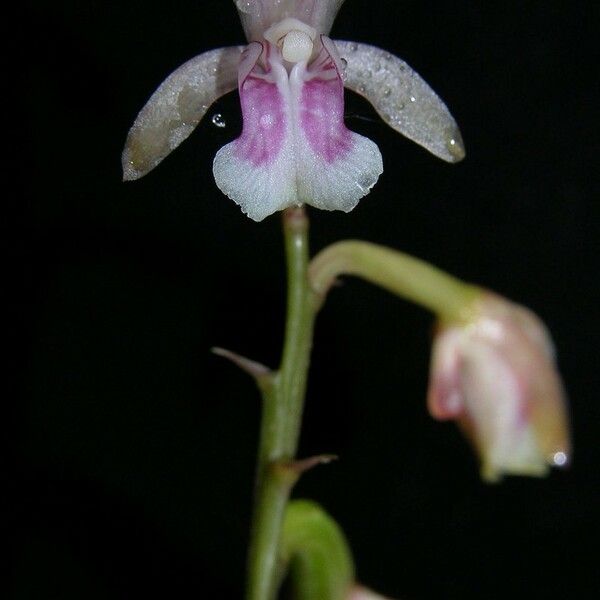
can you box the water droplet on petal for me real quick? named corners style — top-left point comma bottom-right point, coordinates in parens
top-left (445, 130), bottom-right (465, 161)
top-left (212, 113), bottom-right (227, 128)
top-left (383, 87), bottom-right (391, 97)
top-left (339, 57), bottom-right (348, 80)
top-left (552, 451), bottom-right (568, 467)
top-left (358, 84), bottom-right (366, 93)
top-left (235, 0), bottom-right (258, 15)
top-left (410, 95), bottom-right (416, 103)
top-left (349, 43), bottom-right (358, 52)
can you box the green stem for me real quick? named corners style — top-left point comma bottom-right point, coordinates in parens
top-left (245, 229), bottom-right (480, 600)
top-left (246, 206), bottom-right (316, 600)
top-left (309, 240), bottom-right (480, 322)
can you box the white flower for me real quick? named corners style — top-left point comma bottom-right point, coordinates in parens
top-left (122, 0), bottom-right (464, 221)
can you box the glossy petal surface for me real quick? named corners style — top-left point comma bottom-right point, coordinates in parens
top-left (122, 46), bottom-right (243, 180)
top-left (336, 40), bottom-right (465, 163)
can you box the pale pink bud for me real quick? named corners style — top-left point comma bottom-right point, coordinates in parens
top-left (427, 291), bottom-right (571, 482)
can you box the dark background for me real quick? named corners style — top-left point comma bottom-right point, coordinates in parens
top-left (14, 1), bottom-right (598, 598)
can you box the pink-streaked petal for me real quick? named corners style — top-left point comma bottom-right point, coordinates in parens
top-left (235, 44), bottom-right (287, 166)
top-left (293, 128), bottom-right (382, 213)
top-left (236, 0), bottom-right (345, 42)
top-left (213, 43), bottom-right (297, 221)
top-left (427, 328), bottom-right (465, 421)
top-left (300, 38), bottom-right (351, 163)
top-left (213, 141), bottom-right (297, 221)
top-left (335, 40), bottom-right (465, 163)
top-left (292, 37), bottom-right (382, 212)
top-left (122, 46), bottom-right (243, 181)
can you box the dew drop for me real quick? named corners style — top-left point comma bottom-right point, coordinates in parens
top-left (235, 0), bottom-right (258, 15)
top-left (349, 43), bottom-right (358, 52)
top-left (339, 58), bottom-right (348, 81)
top-left (552, 451), bottom-right (568, 467)
top-left (409, 95), bottom-right (416, 103)
top-left (211, 113), bottom-right (227, 128)
top-left (383, 87), bottom-right (391, 97)
top-left (358, 84), bottom-right (366, 93)
top-left (445, 132), bottom-right (465, 161)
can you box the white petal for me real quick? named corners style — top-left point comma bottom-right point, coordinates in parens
top-left (427, 327), bottom-right (465, 420)
top-left (212, 127), bottom-right (298, 222)
top-left (213, 43), bottom-right (297, 221)
top-left (335, 40), bottom-right (465, 163)
top-left (122, 46), bottom-right (243, 181)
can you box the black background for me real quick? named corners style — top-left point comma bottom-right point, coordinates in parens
top-left (14, 1), bottom-right (598, 598)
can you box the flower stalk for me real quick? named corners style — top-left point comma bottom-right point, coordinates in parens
top-left (309, 240), bottom-right (479, 321)
top-left (245, 224), bottom-right (570, 599)
top-left (247, 232), bottom-right (487, 600)
top-left (246, 206), bottom-right (317, 600)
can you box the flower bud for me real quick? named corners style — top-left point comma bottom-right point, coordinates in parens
top-left (427, 291), bottom-right (571, 482)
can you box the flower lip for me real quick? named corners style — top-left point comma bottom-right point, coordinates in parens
top-left (212, 32), bottom-right (383, 221)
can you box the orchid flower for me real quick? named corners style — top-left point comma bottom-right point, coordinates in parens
top-left (123, 0), bottom-right (464, 221)
top-left (427, 292), bottom-right (571, 482)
